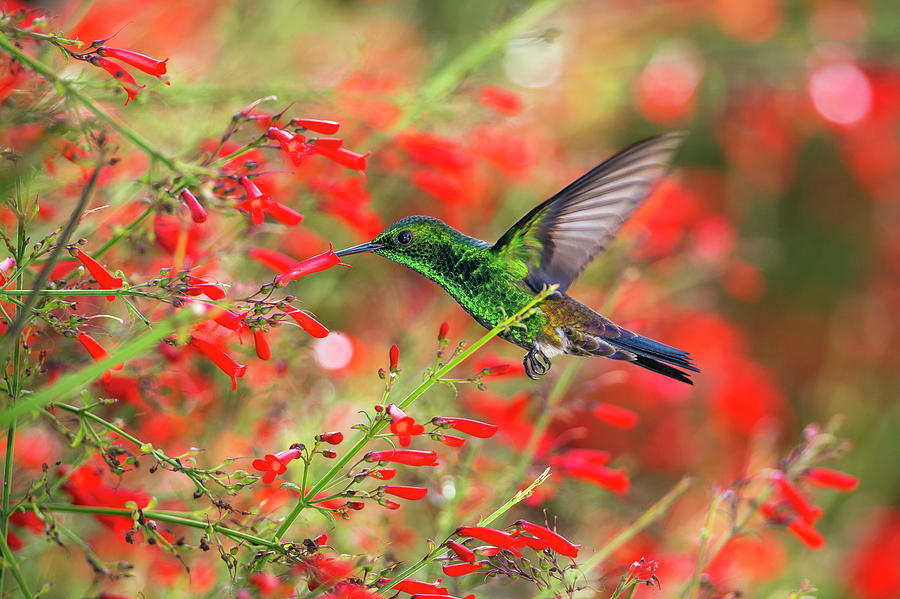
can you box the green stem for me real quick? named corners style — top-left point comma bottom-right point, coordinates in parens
top-left (52, 404), bottom-right (215, 498)
top-left (505, 360), bottom-right (580, 492)
top-left (531, 477), bottom-right (693, 599)
top-left (0, 528), bottom-right (32, 598)
top-left (378, 0), bottom-right (566, 140)
top-left (0, 212), bottom-right (27, 598)
top-left (378, 468), bottom-right (552, 595)
top-left (40, 504), bottom-right (280, 549)
top-left (685, 490), bottom-right (724, 599)
top-left (0, 31), bottom-right (196, 182)
top-left (273, 289), bottom-right (553, 542)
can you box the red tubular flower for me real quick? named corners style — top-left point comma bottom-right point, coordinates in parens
top-left (275, 247), bottom-right (349, 286)
top-left (293, 119), bottom-right (340, 134)
top-left (804, 467), bottom-right (859, 491)
top-left (322, 449), bottom-right (337, 459)
top-left (267, 127), bottom-right (315, 166)
top-left (73, 248), bottom-right (123, 300)
top-left (516, 535), bottom-right (549, 551)
top-left (252, 447), bottom-right (301, 485)
top-left (434, 417), bottom-right (498, 439)
top-left (455, 526), bottom-right (525, 557)
top-left (180, 189), bottom-right (207, 223)
top-left (482, 364), bottom-right (512, 376)
top-left (773, 471), bottom-right (821, 523)
top-left (312, 138), bottom-right (343, 149)
top-left (347, 501), bottom-right (365, 511)
top-left (184, 276), bottom-right (226, 300)
top-left (436, 434), bottom-right (466, 448)
top-left (561, 460), bottom-right (629, 495)
top-left (91, 57), bottom-right (144, 104)
top-left (249, 248), bottom-right (296, 273)
top-left (411, 170), bottom-right (465, 204)
top-left (787, 518), bottom-right (825, 549)
top-left (383, 485), bottom-right (427, 500)
top-left (96, 46), bottom-right (168, 78)
top-left (237, 176), bottom-right (303, 226)
top-left (383, 499), bottom-right (401, 510)
top-left (438, 321), bottom-right (449, 342)
top-left (314, 145), bottom-right (369, 172)
top-left (188, 334), bottom-right (247, 390)
top-left (282, 306), bottom-right (330, 338)
top-left (365, 449), bottom-right (437, 467)
top-left (77, 333), bottom-right (109, 362)
top-left (389, 344), bottom-right (400, 371)
top-left (253, 329), bottom-right (271, 360)
top-left (478, 85), bottom-right (523, 115)
top-left (446, 540), bottom-right (477, 563)
top-left (77, 333), bottom-right (122, 380)
top-left (378, 578), bottom-right (447, 595)
top-left (317, 431), bottom-right (344, 445)
top-left (368, 468), bottom-right (396, 480)
top-left (516, 520), bottom-right (581, 559)
top-left (213, 309), bottom-right (246, 331)
top-left (441, 562), bottom-right (484, 577)
top-left (0, 257), bottom-right (16, 286)
top-left (593, 403), bottom-right (640, 429)
top-left (388, 404), bottom-right (425, 448)
top-left (249, 571), bottom-right (281, 594)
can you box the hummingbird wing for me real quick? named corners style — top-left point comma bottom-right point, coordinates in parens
top-left (491, 131), bottom-right (685, 293)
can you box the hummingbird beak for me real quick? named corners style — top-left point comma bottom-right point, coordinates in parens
top-left (334, 241), bottom-right (384, 257)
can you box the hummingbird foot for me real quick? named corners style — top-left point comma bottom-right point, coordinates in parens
top-left (523, 347), bottom-right (551, 380)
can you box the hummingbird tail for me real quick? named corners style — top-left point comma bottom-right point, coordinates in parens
top-left (606, 334), bottom-right (699, 385)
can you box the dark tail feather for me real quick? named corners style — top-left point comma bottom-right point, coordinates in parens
top-left (631, 355), bottom-right (694, 384)
top-left (608, 334), bottom-right (699, 385)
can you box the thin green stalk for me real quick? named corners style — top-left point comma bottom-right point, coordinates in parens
top-left (0, 527), bottom-right (31, 598)
top-left (0, 31), bottom-right (196, 182)
top-left (685, 491), bottom-right (724, 599)
top-left (379, 0), bottom-right (566, 140)
top-left (0, 308), bottom-right (197, 430)
top-left (40, 504), bottom-right (279, 549)
top-left (51, 404), bottom-right (215, 498)
top-left (0, 211), bottom-right (27, 598)
top-left (273, 288), bottom-right (553, 542)
top-left (504, 360), bottom-right (580, 493)
top-left (378, 468), bottom-right (552, 595)
top-left (531, 476), bottom-right (694, 599)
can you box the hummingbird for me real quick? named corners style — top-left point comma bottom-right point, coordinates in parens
top-left (335, 132), bottom-right (698, 383)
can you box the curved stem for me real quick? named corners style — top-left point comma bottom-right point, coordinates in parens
top-left (39, 504), bottom-right (279, 549)
top-left (272, 289), bottom-right (553, 542)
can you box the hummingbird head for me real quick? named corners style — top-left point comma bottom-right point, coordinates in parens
top-left (335, 215), bottom-right (483, 274)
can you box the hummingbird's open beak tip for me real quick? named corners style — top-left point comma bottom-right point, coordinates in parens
top-left (334, 242), bottom-right (383, 257)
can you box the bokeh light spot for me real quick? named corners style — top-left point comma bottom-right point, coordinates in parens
top-left (809, 62), bottom-right (873, 126)
top-left (313, 332), bottom-right (353, 370)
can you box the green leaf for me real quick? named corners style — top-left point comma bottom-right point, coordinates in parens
top-left (0, 309), bottom-right (196, 430)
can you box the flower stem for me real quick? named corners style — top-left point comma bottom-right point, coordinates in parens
top-left (531, 476), bottom-right (694, 599)
top-left (378, 467), bottom-right (552, 595)
top-left (0, 527), bottom-right (32, 598)
top-left (39, 504), bottom-right (280, 549)
top-left (272, 288), bottom-right (554, 542)
top-left (0, 31), bottom-right (197, 182)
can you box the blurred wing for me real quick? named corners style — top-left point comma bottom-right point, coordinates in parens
top-left (492, 131), bottom-right (686, 292)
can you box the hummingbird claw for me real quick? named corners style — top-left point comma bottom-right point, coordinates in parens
top-left (523, 348), bottom-right (551, 380)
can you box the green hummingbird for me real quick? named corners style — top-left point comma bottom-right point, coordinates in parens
top-left (335, 132), bottom-right (698, 383)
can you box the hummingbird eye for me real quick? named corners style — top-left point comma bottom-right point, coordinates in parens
top-left (396, 230), bottom-right (413, 245)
